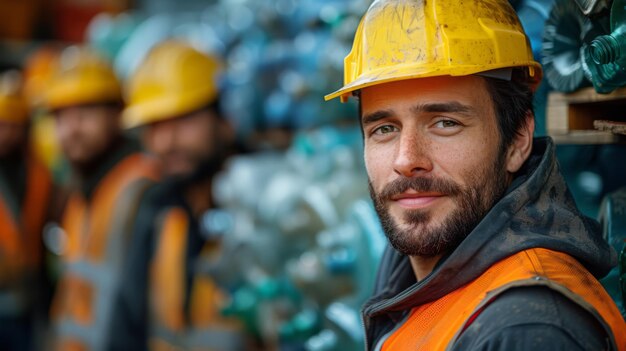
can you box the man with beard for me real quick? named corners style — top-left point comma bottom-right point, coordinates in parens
top-left (0, 71), bottom-right (52, 351)
top-left (45, 47), bottom-right (160, 350)
top-left (109, 40), bottom-right (246, 351)
top-left (324, 0), bottom-right (626, 350)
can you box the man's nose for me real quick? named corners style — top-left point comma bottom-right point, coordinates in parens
top-left (393, 130), bottom-right (433, 177)
top-left (149, 123), bottom-right (176, 154)
top-left (55, 112), bottom-right (81, 139)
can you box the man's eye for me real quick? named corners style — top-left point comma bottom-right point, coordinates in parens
top-left (373, 125), bottom-right (398, 135)
top-left (434, 119), bottom-right (459, 128)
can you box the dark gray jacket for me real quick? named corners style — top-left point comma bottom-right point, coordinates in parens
top-left (363, 138), bottom-right (621, 350)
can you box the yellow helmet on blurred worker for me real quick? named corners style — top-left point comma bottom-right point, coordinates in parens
top-left (45, 46), bottom-right (122, 111)
top-left (0, 71), bottom-right (29, 124)
top-left (23, 46), bottom-right (62, 108)
top-left (325, 0), bottom-right (542, 102)
top-left (122, 40), bottom-right (222, 129)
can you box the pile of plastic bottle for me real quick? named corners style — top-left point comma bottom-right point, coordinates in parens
top-left (206, 126), bottom-right (385, 350)
top-left (86, 1), bottom-right (389, 349)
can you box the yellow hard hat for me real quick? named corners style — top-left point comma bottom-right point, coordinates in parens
top-left (23, 46), bottom-right (62, 108)
top-left (122, 40), bottom-right (222, 129)
top-left (45, 46), bottom-right (122, 111)
top-left (325, 0), bottom-right (542, 102)
top-left (0, 71), bottom-right (29, 124)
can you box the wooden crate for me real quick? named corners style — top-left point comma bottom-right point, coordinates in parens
top-left (546, 87), bottom-right (626, 144)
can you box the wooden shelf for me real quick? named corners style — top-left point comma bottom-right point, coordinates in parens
top-left (594, 120), bottom-right (626, 136)
top-left (549, 131), bottom-right (623, 144)
top-left (546, 87), bottom-right (626, 144)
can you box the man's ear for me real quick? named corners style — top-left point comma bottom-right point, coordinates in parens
top-left (506, 111), bottom-right (534, 173)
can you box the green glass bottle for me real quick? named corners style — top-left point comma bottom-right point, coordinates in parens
top-left (582, 0), bottom-right (626, 93)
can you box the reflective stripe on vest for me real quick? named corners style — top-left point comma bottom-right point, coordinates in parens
top-left (52, 153), bottom-right (159, 351)
top-left (381, 248), bottom-right (626, 351)
top-left (149, 208), bottom-right (246, 351)
top-left (0, 155), bottom-right (51, 316)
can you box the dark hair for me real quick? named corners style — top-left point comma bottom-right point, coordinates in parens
top-left (482, 70), bottom-right (535, 149)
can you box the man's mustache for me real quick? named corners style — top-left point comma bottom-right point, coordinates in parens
top-left (160, 150), bottom-right (194, 161)
top-left (376, 176), bottom-right (463, 201)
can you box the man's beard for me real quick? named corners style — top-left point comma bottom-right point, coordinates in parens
top-left (369, 149), bottom-right (509, 258)
top-left (164, 151), bottom-right (225, 188)
top-left (0, 144), bottom-right (24, 163)
top-left (68, 136), bottom-right (120, 178)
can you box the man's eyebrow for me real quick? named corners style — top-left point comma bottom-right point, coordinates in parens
top-left (411, 102), bottom-right (474, 115)
top-left (360, 101), bottom-right (474, 126)
top-left (361, 110), bottom-right (393, 126)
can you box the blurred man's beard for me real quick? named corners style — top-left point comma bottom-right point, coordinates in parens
top-left (0, 143), bottom-right (24, 161)
top-left (66, 137), bottom-right (118, 177)
top-left (369, 150), bottom-right (509, 258)
top-left (164, 151), bottom-right (225, 188)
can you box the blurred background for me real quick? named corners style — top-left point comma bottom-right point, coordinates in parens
top-left (0, 0), bottom-right (625, 350)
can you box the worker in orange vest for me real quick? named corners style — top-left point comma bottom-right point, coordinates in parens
top-left (324, 0), bottom-right (626, 350)
top-left (109, 40), bottom-right (247, 351)
top-left (45, 46), bottom-right (160, 351)
top-left (0, 70), bottom-right (53, 351)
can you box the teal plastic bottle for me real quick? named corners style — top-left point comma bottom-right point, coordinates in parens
top-left (583, 0), bottom-right (626, 93)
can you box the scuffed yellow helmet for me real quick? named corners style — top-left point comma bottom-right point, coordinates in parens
top-left (325, 0), bottom-right (542, 102)
top-left (122, 40), bottom-right (222, 129)
top-left (0, 71), bottom-right (28, 124)
top-left (45, 46), bottom-right (122, 110)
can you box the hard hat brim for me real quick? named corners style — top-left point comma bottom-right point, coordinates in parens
top-left (45, 80), bottom-right (122, 111)
top-left (324, 61), bottom-right (543, 103)
top-left (122, 86), bottom-right (218, 129)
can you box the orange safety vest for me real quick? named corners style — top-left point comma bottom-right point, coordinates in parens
top-left (148, 208), bottom-right (246, 351)
top-left (381, 248), bottom-right (626, 351)
top-left (51, 153), bottom-right (160, 351)
top-left (0, 155), bottom-right (51, 315)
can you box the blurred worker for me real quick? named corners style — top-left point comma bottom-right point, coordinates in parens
top-left (110, 40), bottom-right (246, 351)
top-left (23, 45), bottom-right (66, 184)
top-left (0, 70), bottom-right (52, 351)
top-left (45, 46), bottom-right (160, 351)
top-left (325, 0), bottom-right (626, 350)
